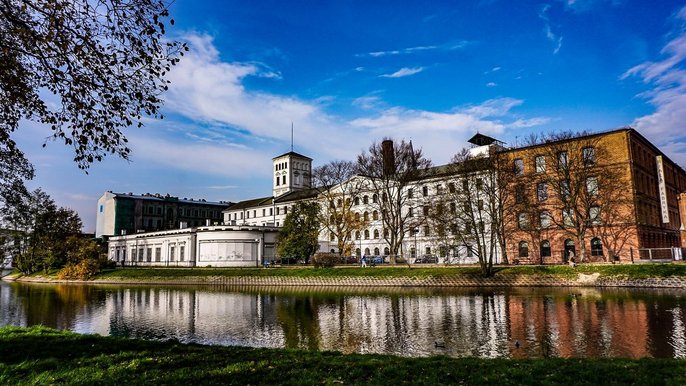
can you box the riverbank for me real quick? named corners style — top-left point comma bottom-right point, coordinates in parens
top-left (0, 326), bottom-right (683, 385)
top-left (4, 264), bottom-right (686, 288)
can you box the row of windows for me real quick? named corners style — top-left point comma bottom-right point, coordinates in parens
top-left (516, 207), bottom-right (600, 230)
top-left (229, 206), bottom-right (290, 220)
top-left (275, 161), bottom-right (309, 172)
top-left (144, 206), bottom-right (220, 218)
top-left (517, 238), bottom-right (603, 258)
top-left (514, 147), bottom-right (596, 176)
top-left (514, 176), bottom-right (598, 204)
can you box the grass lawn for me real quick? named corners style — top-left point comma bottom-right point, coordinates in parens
top-left (0, 326), bottom-right (683, 385)
top-left (89, 263), bottom-right (686, 281)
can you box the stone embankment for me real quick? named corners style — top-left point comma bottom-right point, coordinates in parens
top-left (6, 273), bottom-right (686, 288)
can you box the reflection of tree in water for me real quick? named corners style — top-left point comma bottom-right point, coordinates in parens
top-left (15, 283), bottom-right (106, 330)
top-left (276, 296), bottom-right (323, 350)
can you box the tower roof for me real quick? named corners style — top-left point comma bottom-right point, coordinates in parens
top-left (272, 151), bottom-right (312, 160)
top-left (467, 133), bottom-right (499, 146)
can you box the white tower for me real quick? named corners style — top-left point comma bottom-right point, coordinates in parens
top-left (272, 151), bottom-right (312, 197)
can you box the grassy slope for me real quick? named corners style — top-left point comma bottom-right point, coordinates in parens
top-left (90, 264), bottom-right (686, 281)
top-left (0, 326), bottom-right (683, 385)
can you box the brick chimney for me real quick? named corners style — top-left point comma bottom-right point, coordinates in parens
top-left (382, 139), bottom-right (394, 176)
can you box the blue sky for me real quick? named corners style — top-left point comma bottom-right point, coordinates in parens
top-left (13, 0), bottom-right (686, 232)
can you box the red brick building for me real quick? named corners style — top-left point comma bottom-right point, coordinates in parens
top-left (501, 128), bottom-right (686, 263)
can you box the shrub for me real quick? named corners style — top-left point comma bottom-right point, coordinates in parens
top-left (57, 259), bottom-right (100, 280)
top-left (311, 253), bottom-right (338, 268)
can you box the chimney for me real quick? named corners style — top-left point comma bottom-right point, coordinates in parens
top-left (382, 139), bottom-right (395, 176)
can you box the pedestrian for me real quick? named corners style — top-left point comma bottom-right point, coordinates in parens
top-left (568, 250), bottom-right (576, 267)
top-left (361, 255), bottom-right (367, 268)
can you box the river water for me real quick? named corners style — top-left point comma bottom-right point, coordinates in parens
top-left (1, 281), bottom-right (685, 358)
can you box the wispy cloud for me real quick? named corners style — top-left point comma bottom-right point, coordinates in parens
top-left (486, 82), bottom-right (498, 87)
top-left (621, 5), bottom-right (686, 147)
top-left (539, 4), bottom-right (563, 54)
top-left (559, 0), bottom-right (623, 13)
top-left (358, 41), bottom-right (470, 58)
top-left (380, 67), bottom-right (425, 78)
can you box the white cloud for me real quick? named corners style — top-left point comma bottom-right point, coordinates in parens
top-left (352, 96), bottom-right (383, 110)
top-left (358, 41), bottom-right (470, 57)
top-left (380, 67), bottom-right (425, 78)
top-left (622, 5), bottom-right (686, 144)
top-left (539, 4), bottom-right (563, 54)
top-left (486, 82), bottom-right (497, 87)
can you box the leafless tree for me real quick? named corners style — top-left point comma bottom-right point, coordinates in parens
top-left (312, 160), bottom-right (368, 256)
top-left (356, 139), bottom-right (431, 263)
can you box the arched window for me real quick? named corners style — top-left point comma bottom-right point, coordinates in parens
top-left (354, 197), bottom-right (360, 205)
top-left (363, 211), bottom-right (369, 221)
top-left (355, 212), bottom-right (361, 221)
top-left (355, 231), bottom-right (361, 240)
top-left (518, 241), bottom-right (529, 258)
top-left (518, 213), bottom-right (529, 230)
top-left (330, 248), bottom-right (335, 253)
top-left (384, 247), bottom-right (390, 256)
top-left (383, 228), bottom-right (389, 238)
top-left (355, 248), bottom-right (361, 257)
top-left (364, 230), bottom-right (370, 239)
top-left (540, 240), bottom-right (551, 257)
top-left (363, 195), bottom-right (369, 204)
top-left (422, 186), bottom-right (429, 196)
top-left (374, 247), bottom-right (380, 256)
top-left (373, 229), bottom-right (379, 239)
top-left (330, 232), bottom-right (335, 241)
top-left (373, 211), bottom-right (379, 221)
top-left (364, 248), bottom-right (370, 256)
top-left (372, 194), bottom-right (378, 203)
top-left (591, 237), bottom-right (603, 256)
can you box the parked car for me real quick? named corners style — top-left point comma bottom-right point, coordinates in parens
top-left (370, 255), bottom-right (386, 265)
top-left (339, 256), bottom-right (359, 264)
top-left (414, 255), bottom-right (438, 264)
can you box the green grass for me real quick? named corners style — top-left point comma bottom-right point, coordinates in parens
top-left (90, 264), bottom-right (686, 281)
top-left (0, 326), bottom-right (684, 385)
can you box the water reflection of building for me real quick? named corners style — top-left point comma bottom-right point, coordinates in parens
top-left (3, 283), bottom-right (686, 359)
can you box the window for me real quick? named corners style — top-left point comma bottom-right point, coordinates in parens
top-left (99, 205), bottom-right (103, 213)
top-left (364, 248), bottom-right (370, 256)
top-left (363, 211), bottom-right (369, 221)
top-left (586, 176), bottom-right (598, 196)
top-left (518, 213), bottom-right (529, 229)
top-left (282, 175), bottom-right (286, 185)
top-left (591, 237), bottom-right (603, 256)
top-left (373, 229), bottom-right (379, 239)
top-left (589, 206), bottom-right (601, 225)
top-left (408, 207), bottom-right (414, 217)
top-left (537, 182), bottom-right (548, 202)
top-left (423, 206), bottom-right (429, 216)
top-left (330, 232), bottom-right (335, 241)
top-left (155, 247), bottom-right (161, 262)
top-left (422, 186), bottom-right (428, 197)
top-left (270, 208), bottom-right (273, 216)
top-left (448, 182), bottom-right (456, 193)
top-left (535, 155), bottom-right (546, 173)
top-left (450, 202), bottom-right (456, 214)
top-left (476, 179), bottom-right (483, 190)
top-left (355, 231), bottom-right (361, 240)
top-left (583, 147), bottom-right (596, 165)
top-left (146, 247), bottom-right (152, 262)
top-left (516, 184), bottom-right (525, 204)
top-left (374, 247), bottom-right (380, 256)
top-left (518, 241), bottom-right (529, 258)
top-left (466, 244), bottom-right (473, 258)
top-left (138, 248), bottom-right (144, 261)
top-left (540, 211), bottom-right (551, 228)
top-left (540, 240), bottom-right (551, 257)
top-left (450, 223), bottom-right (458, 235)
top-left (372, 194), bottom-right (378, 203)
top-left (425, 247), bottom-right (431, 255)
top-left (424, 225), bottom-right (430, 236)
top-left (364, 230), bottom-right (370, 239)
top-left (180, 246), bottom-right (185, 261)
top-left (355, 212), bottom-right (361, 221)
top-left (276, 176), bottom-right (280, 186)
top-left (283, 206), bottom-right (288, 214)
top-left (514, 158), bottom-right (524, 176)
top-left (363, 195), bottom-right (369, 204)
top-left (557, 151), bottom-right (568, 169)
top-left (436, 185), bottom-right (443, 195)
top-left (563, 208), bottom-right (574, 227)
top-left (262, 209), bottom-right (266, 217)
top-left (373, 210), bottom-right (379, 220)
top-left (560, 180), bottom-right (570, 201)
top-left (384, 247), bottom-right (390, 256)
top-left (354, 197), bottom-right (360, 205)
top-left (246, 211), bottom-right (250, 219)
top-left (337, 199), bottom-right (343, 208)
top-left (384, 228), bottom-right (389, 238)
top-left (462, 180), bottom-right (469, 191)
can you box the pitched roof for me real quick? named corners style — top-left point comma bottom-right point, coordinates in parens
top-left (110, 192), bottom-right (231, 206)
top-left (224, 196), bottom-right (273, 211)
top-left (274, 188), bottom-right (319, 203)
top-left (272, 151), bottom-right (312, 160)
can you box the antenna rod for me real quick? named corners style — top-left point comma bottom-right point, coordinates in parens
top-left (291, 122), bottom-right (294, 152)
